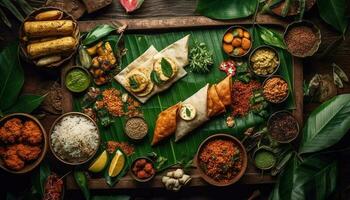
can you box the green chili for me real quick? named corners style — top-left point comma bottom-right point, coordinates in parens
top-left (74, 169), bottom-right (90, 200)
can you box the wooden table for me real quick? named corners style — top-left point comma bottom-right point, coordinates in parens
top-left (0, 0), bottom-right (350, 199)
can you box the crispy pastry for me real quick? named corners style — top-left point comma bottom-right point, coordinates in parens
top-left (215, 75), bottom-right (232, 107)
top-left (152, 104), bottom-right (181, 146)
top-left (24, 20), bottom-right (75, 38)
top-left (27, 36), bottom-right (77, 58)
top-left (207, 85), bottom-right (226, 118)
top-left (34, 10), bottom-right (63, 21)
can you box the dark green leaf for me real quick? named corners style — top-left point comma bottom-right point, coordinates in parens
top-left (74, 169), bottom-right (90, 200)
top-left (83, 24), bottom-right (116, 46)
top-left (32, 161), bottom-right (51, 198)
top-left (0, 0), bottom-right (24, 21)
top-left (104, 150), bottom-right (129, 187)
top-left (257, 26), bottom-right (286, 49)
top-left (196, 0), bottom-right (258, 20)
top-left (0, 7), bottom-right (11, 28)
top-left (17, 0), bottom-right (33, 15)
top-left (298, 0), bottom-right (306, 20)
top-left (281, 0), bottom-right (292, 17)
top-left (185, 107), bottom-right (191, 117)
top-left (0, 43), bottom-right (24, 111)
top-left (160, 58), bottom-right (173, 78)
top-left (4, 94), bottom-right (46, 114)
top-left (128, 76), bottom-right (139, 90)
top-left (317, 0), bottom-right (349, 35)
top-left (150, 70), bottom-right (163, 85)
top-left (299, 94), bottom-right (350, 154)
top-left (270, 154), bottom-right (337, 200)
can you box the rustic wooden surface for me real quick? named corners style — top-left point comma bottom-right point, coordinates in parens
top-left (0, 0), bottom-right (349, 199)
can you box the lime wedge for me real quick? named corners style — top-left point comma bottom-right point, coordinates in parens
top-left (108, 150), bottom-right (125, 177)
top-left (88, 150), bottom-right (108, 173)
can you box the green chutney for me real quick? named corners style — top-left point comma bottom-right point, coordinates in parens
top-left (65, 68), bottom-right (90, 92)
top-left (254, 149), bottom-right (276, 170)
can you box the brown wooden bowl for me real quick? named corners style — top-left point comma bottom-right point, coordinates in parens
top-left (262, 75), bottom-right (290, 104)
top-left (249, 45), bottom-right (280, 78)
top-left (269, 0), bottom-right (316, 17)
top-left (267, 110), bottom-right (300, 143)
top-left (195, 134), bottom-right (247, 187)
top-left (222, 25), bottom-right (252, 58)
top-left (19, 6), bottom-right (80, 68)
top-left (0, 113), bottom-right (48, 174)
top-left (130, 157), bottom-right (156, 182)
top-left (49, 112), bottom-right (100, 165)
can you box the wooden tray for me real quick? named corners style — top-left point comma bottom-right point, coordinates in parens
top-left (63, 14), bottom-right (303, 190)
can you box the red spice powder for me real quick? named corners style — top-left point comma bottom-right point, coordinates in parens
top-left (231, 80), bottom-right (261, 117)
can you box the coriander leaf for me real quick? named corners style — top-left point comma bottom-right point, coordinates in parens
top-left (128, 76), bottom-right (139, 90)
top-left (160, 58), bottom-right (173, 78)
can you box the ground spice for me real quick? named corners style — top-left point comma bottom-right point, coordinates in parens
top-left (285, 26), bottom-right (317, 56)
top-left (125, 117), bottom-right (148, 140)
top-left (231, 80), bottom-right (261, 117)
top-left (268, 112), bottom-right (299, 142)
top-left (263, 77), bottom-right (288, 103)
top-left (107, 141), bottom-right (135, 156)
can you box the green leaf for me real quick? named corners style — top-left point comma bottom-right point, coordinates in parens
top-left (160, 58), bottom-right (173, 78)
top-left (32, 161), bottom-right (51, 198)
top-left (4, 94), bottom-right (46, 114)
top-left (74, 169), bottom-right (90, 200)
top-left (0, 7), bottom-right (12, 28)
top-left (128, 76), bottom-right (139, 90)
top-left (299, 94), bottom-right (350, 154)
top-left (196, 0), bottom-right (258, 20)
top-left (0, 43), bottom-right (24, 111)
top-left (0, 0), bottom-right (24, 22)
top-left (185, 107), bottom-right (191, 117)
top-left (270, 154), bottom-right (337, 200)
top-left (317, 0), bottom-right (349, 35)
top-left (150, 70), bottom-right (163, 85)
top-left (104, 149), bottom-right (129, 187)
top-left (17, 0), bottom-right (33, 15)
top-left (257, 25), bottom-right (286, 49)
top-left (83, 24), bottom-right (116, 46)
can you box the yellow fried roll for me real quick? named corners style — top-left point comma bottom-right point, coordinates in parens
top-left (24, 20), bottom-right (75, 37)
top-left (34, 10), bottom-right (63, 21)
top-left (27, 36), bottom-right (76, 58)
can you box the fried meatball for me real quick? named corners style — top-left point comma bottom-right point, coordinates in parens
top-left (16, 144), bottom-right (41, 161)
top-left (3, 145), bottom-right (25, 171)
top-left (0, 118), bottom-right (23, 143)
top-left (21, 121), bottom-right (42, 145)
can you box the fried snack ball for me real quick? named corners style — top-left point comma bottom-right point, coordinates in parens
top-left (20, 121), bottom-right (42, 145)
top-left (17, 144), bottom-right (41, 161)
top-left (3, 145), bottom-right (25, 171)
top-left (0, 118), bottom-right (23, 143)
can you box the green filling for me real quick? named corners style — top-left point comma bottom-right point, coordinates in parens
top-left (254, 150), bottom-right (276, 169)
top-left (65, 69), bottom-right (90, 92)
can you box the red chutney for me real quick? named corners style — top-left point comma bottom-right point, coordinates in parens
top-left (199, 139), bottom-right (242, 183)
top-left (231, 80), bottom-right (261, 117)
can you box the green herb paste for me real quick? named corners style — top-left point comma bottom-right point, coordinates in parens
top-left (254, 150), bottom-right (276, 169)
top-left (65, 68), bottom-right (90, 92)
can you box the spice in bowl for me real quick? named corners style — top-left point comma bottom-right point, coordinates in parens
top-left (124, 117), bottom-right (148, 140)
top-left (284, 21), bottom-right (320, 57)
top-left (263, 76), bottom-right (289, 103)
top-left (65, 67), bottom-right (91, 93)
top-left (268, 111), bottom-right (299, 143)
top-left (222, 27), bottom-right (252, 57)
top-left (250, 47), bottom-right (279, 76)
top-left (131, 157), bottom-right (155, 182)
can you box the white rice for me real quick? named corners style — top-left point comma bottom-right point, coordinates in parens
top-left (51, 115), bottom-right (99, 162)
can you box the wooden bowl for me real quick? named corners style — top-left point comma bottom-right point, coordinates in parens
top-left (19, 6), bottom-right (80, 68)
top-left (49, 112), bottom-right (100, 165)
top-left (64, 66), bottom-right (92, 93)
top-left (269, 0), bottom-right (316, 17)
top-left (195, 134), bottom-right (247, 187)
top-left (249, 45), bottom-right (280, 78)
top-left (130, 157), bottom-right (156, 182)
top-left (262, 75), bottom-right (290, 104)
top-left (267, 110), bottom-right (300, 143)
top-left (0, 113), bottom-right (48, 174)
top-left (222, 25), bottom-right (252, 57)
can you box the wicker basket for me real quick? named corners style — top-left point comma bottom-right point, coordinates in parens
top-left (19, 7), bottom-right (80, 68)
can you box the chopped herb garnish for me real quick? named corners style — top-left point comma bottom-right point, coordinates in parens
top-left (185, 107), bottom-right (191, 117)
top-left (189, 40), bottom-right (213, 73)
top-left (150, 70), bottom-right (163, 85)
top-left (160, 58), bottom-right (173, 78)
top-left (129, 76), bottom-right (139, 90)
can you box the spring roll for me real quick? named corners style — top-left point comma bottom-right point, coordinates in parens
top-left (24, 20), bottom-right (75, 37)
top-left (175, 84), bottom-right (209, 142)
top-left (27, 36), bottom-right (76, 58)
top-left (34, 10), bottom-right (63, 21)
top-left (215, 76), bottom-right (232, 106)
top-left (207, 85), bottom-right (226, 118)
top-left (35, 55), bottom-right (62, 66)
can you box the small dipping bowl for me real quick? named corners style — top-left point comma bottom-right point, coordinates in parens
top-left (267, 110), bottom-right (299, 143)
top-left (124, 117), bottom-right (148, 141)
top-left (130, 157), bottom-right (156, 182)
top-left (262, 75), bottom-right (290, 104)
top-left (222, 25), bottom-right (253, 57)
top-left (253, 146), bottom-right (277, 170)
top-left (64, 66), bottom-right (91, 93)
top-left (249, 45), bottom-right (280, 78)
top-left (283, 20), bottom-right (321, 58)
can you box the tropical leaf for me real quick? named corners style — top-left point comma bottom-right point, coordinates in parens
top-left (0, 7), bottom-right (11, 28)
top-left (196, 0), bottom-right (258, 20)
top-left (17, 0), bottom-right (34, 15)
top-left (0, 43), bottom-right (24, 111)
top-left (3, 94), bottom-right (46, 114)
top-left (270, 154), bottom-right (337, 200)
top-left (0, 0), bottom-right (24, 22)
top-left (32, 161), bottom-right (51, 198)
top-left (83, 24), bottom-right (116, 46)
top-left (299, 94), bottom-right (350, 154)
top-left (317, 0), bottom-right (349, 35)
top-left (257, 25), bottom-right (286, 49)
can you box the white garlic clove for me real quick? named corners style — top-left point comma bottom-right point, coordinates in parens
top-left (174, 179), bottom-right (180, 187)
top-left (179, 174), bottom-right (191, 185)
top-left (165, 178), bottom-right (177, 189)
top-left (166, 171), bottom-right (174, 178)
top-left (173, 168), bottom-right (184, 178)
top-left (122, 93), bottom-right (128, 103)
top-left (162, 176), bottom-right (170, 184)
top-left (173, 185), bottom-right (182, 192)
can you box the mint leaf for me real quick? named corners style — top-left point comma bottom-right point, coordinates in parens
top-left (150, 70), bottom-right (163, 85)
top-left (185, 107), bottom-right (191, 117)
top-left (129, 76), bottom-right (139, 90)
top-left (160, 58), bottom-right (173, 78)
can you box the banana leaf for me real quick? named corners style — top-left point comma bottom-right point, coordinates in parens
top-left (0, 0), bottom-right (24, 22)
top-left (3, 94), bottom-right (46, 114)
top-left (317, 0), bottom-right (349, 35)
top-left (299, 94), bottom-right (350, 154)
top-left (73, 27), bottom-right (295, 168)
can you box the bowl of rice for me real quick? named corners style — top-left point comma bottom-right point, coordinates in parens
top-left (49, 112), bottom-right (100, 165)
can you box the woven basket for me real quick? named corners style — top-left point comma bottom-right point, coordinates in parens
top-left (19, 6), bottom-right (80, 68)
